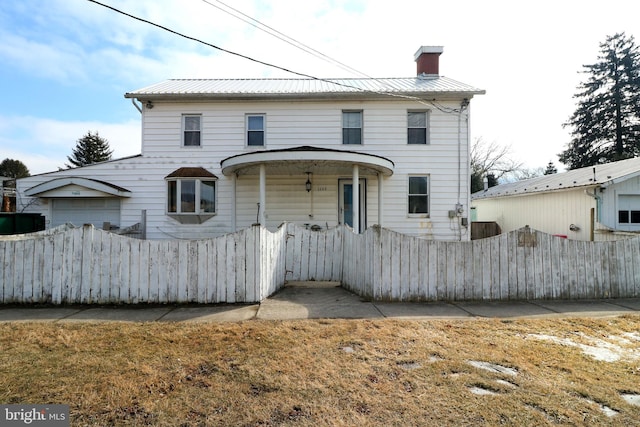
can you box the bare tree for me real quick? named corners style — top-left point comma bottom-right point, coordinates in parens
top-left (470, 138), bottom-right (523, 192)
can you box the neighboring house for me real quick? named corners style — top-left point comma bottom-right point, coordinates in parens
top-left (17, 46), bottom-right (484, 240)
top-left (1, 176), bottom-right (15, 212)
top-left (471, 157), bottom-right (640, 241)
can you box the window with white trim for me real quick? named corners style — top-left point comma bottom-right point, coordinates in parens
top-left (408, 111), bottom-right (428, 144)
top-left (617, 194), bottom-right (640, 227)
top-left (167, 179), bottom-right (215, 214)
top-left (342, 111), bottom-right (362, 144)
top-left (247, 114), bottom-right (265, 146)
top-left (183, 115), bottom-right (201, 147)
top-left (408, 175), bottom-right (429, 214)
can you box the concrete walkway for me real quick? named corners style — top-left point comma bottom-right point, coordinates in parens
top-left (1, 283), bottom-right (639, 323)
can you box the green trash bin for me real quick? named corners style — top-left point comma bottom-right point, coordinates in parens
top-left (0, 213), bottom-right (45, 234)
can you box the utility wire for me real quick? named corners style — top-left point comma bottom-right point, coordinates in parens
top-left (88, 0), bottom-right (320, 81)
top-left (87, 0), bottom-right (468, 113)
top-left (200, 0), bottom-right (376, 79)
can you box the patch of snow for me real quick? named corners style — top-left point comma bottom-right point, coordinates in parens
top-left (621, 393), bottom-right (640, 407)
top-left (467, 360), bottom-right (518, 376)
top-left (581, 397), bottom-right (618, 418)
top-left (600, 406), bottom-right (619, 417)
top-left (622, 332), bottom-right (640, 341)
top-left (469, 386), bottom-right (497, 396)
top-left (528, 334), bottom-right (640, 362)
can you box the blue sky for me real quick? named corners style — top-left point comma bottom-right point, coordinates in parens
top-left (1, 0), bottom-right (639, 175)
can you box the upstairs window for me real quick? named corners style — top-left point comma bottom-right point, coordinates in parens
top-left (247, 114), bottom-right (265, 146)
top-left (408, 111), bottom-right (428, 144)
top-left (408, 176), bottom-right (429, 215)
top-left (183, 115), bottom-right (201, 147)
top-left (342, 111), bottom-right (362, 144)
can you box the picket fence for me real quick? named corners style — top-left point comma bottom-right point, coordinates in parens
top-left (1, 223), bottom-right (639, 304)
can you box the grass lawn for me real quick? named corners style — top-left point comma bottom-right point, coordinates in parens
top-left (1, 316), bottom-right (639, 426)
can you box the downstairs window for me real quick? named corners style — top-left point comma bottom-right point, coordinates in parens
top-left (408, 175), bottom-right (429, 215)
top-left (165, 167), bottom-right (217, 224)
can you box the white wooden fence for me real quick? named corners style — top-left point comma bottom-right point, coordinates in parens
top-left (0, 225), bottom-right (286, 304)
top-left (1, 223), bottom-right (639, 304)
top-left (342, 225), bottom-right (640, 301)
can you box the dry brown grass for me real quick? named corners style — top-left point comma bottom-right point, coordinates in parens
top-left (1, 316), bottom-right (639, 426)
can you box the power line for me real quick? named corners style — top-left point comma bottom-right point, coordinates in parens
top-left (87, 0), bottom-right (319, 81)
top-left (199, 0), bottom-right (376, 79)
top-left (87, 0), bottom-right (467, 113)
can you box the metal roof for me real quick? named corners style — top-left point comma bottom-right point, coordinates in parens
top-left (125, 76), bottom-right (485, 99)
top-left (472, 156), bottom-right (640, 200)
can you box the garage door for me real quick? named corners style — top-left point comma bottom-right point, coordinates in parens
top-left (51, 198), bottom-right (121, 228)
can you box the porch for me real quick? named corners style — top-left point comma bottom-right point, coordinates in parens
top-left (221, 146), bottom-right (394, 233)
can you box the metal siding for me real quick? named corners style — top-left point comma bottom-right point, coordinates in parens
top-left (473, 190), bottom-right (595, 240)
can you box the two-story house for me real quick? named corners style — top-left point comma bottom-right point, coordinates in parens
top-left (17, 46), bottom-right (484, 240)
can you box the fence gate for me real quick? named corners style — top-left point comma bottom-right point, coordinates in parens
top-left (283, 223), bottom-right (343, 283)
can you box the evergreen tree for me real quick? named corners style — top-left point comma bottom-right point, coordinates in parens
top-left (543, 161), bottom-right (558, 175)
top-left (66, 131), bottom-right (113, 168)
top-left (559, 33), bottom-right (640, 169)
top-left (0, 158), bottom-right (30, 180)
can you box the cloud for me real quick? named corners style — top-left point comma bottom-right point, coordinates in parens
top-left (0, 115), bottom-right (141, 175)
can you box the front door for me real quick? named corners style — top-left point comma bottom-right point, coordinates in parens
top-left (339, 179), bottom-right (366, 231)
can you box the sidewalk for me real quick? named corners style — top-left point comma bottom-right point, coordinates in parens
top-left (1, 284), bottom-right (639, 323)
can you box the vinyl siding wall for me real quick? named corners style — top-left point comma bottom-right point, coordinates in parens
top-left (472, 188), bottom-right (596, 240)
top-left (19, 98), bottom-right (471, 240)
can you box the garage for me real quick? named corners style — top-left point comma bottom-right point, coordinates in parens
top-left (23, 177), bottom-right (131, 230)
top-left (51, 198), bottom-right (121, 228)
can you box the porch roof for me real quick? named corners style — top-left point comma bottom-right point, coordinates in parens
top-left (220, 146), bottom-right (395, 177)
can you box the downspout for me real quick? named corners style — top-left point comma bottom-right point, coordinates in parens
top-left (457, 99), bottom-right (470, 241)
top-left (131, 98), bottom-right (142, 114)
top-left (585, 186), bottom-right (602, 241)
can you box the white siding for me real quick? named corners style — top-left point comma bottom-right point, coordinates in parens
top-left (472, 188), bottom-right (596, 240)
top-left (18, 98), bottom-right (472, 240)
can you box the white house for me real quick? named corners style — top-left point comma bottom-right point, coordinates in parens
top-left (471, 156), bottom-right (640, 241)
top-left (17, 46), bottom-right (484, 240)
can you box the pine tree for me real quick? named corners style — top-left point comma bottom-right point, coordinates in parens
top-left (0, 158), bottom-right (30, 179)
top-left (66, 131), bottom-right (113, 168)
top-left (543, 161), bottom-right (558, 175)
top-left (559, 33), bottom-right (640, 169)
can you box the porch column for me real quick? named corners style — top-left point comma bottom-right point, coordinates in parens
top-left (352, 164), bottom-right (359, 233)
top-left (259, 164), bottom-right (266, 225)
top-left (231, 173), bottom-right (237, 231)
top-left (378, 173), bottom-right (383, 227)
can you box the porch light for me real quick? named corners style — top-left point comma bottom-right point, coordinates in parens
top-left (305, 172), bottom-right (312, 192)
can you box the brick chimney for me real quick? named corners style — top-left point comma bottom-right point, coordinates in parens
top-left (414, 46), bottom-right (443, 76)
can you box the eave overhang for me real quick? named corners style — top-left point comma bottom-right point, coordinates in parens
top-left (220, 146), bottom-right (394, 177)
top-left (25, 177), bottom-right (132, 198)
